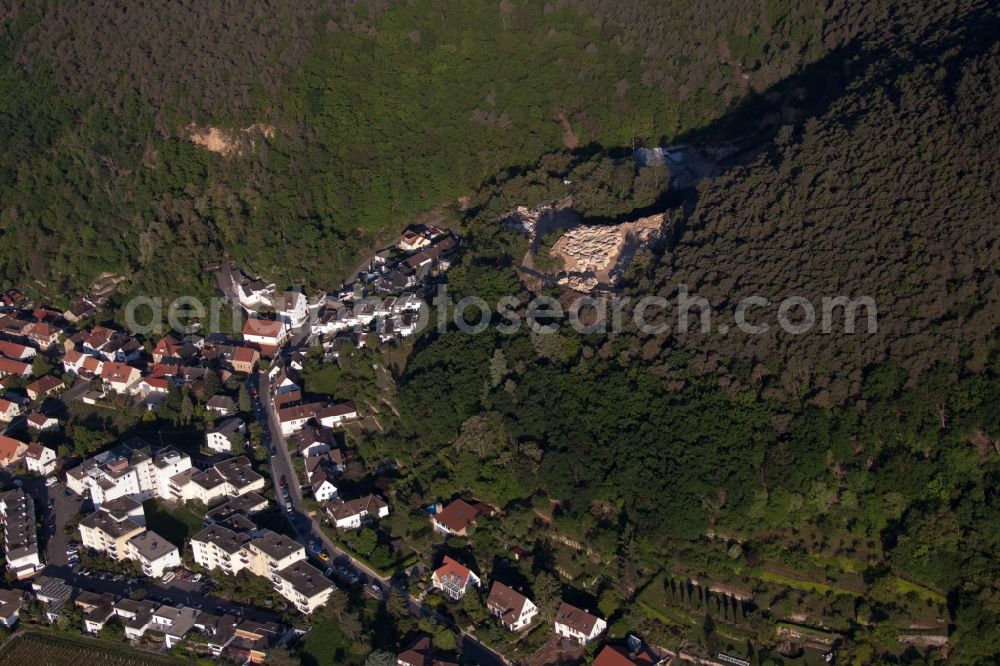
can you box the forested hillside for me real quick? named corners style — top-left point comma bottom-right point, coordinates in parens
top-left (0, 0), bottom-right (824, 305)
top-left (384, 0), bottom-right (1000, 662)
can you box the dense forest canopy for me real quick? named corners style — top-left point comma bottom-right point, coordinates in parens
top-left (381, 0), bottom-right (1000, 662)
top-left (0, 0), bottom-right (826, 304)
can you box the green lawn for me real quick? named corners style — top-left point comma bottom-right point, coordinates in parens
top-left (142, 500), bottom-right (205, 547)
top-left (758, 570), bottom-right (857, 597)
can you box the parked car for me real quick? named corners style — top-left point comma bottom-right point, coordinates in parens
top-left (162, 571), bottom-right (176, 583)
top-left (318, 550), bottom-right (331, 562)
top-left (44, 476), bottom-right (57, 487)
top-left (279, 475), bottom-right (287, 489)
top-left (364, 583), bottom-right (385, 600)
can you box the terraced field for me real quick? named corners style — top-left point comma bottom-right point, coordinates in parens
top-left (0, 632), bottom-right (178, 666)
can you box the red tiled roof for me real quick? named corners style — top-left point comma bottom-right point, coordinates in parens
top-left (0, 357), bottom-right (30, 377)
top-left (593, 645), bottom-right (656, 666)
top-left (28, 375), bottom-right (63, 394)
top-left (242, 318), bottom-right (285, 338)
top-left (432, 556), bottom-right (474, 586)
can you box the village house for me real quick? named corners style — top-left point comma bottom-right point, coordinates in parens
top-left (430, 556), bottom-right (481, 600)
top-left (76, 591), bottom-right (118, 634)
top-left (277, 401), bottom-right (326, 437)
top-left (62, 349), bottom-right (103, 377)
top-left (292, 425), bottom-right (337, 457)
top-left (24, 443), bottom-right (57, 476)
top-left (26, 375), bottom-right (64, 401)
top-left (0, 435), bottom-right (28, 467)
top-left (152, 335), bottom-right (182, 363)
top-left (63, 299), bottom-right (96, 323)
top-left (324, 494), bottom-right (389, 530)
top-left (593, 643), bottom-right (669, 666)
top-left (0, 398), bottom-right (21, 423)
top-left (277, 290), bottom-right (309, 328)
top-left (230, 267), bottom-right (276, 310)
top-left (398, 227), bottom-right (432, 252)
top-left (206, 394), bottom-right (238, 416)
top-left (242, 318), bottom-right (290, 353)
top-left (486, 582), bottom-right (538, 632)
top-left (25, 411), bottom-right (58, 431)
top-left (26, 322), bottom-right (60, 350)
top-left (206, 417), bottom-right (246, 453)
top-left (396, 636), bottom-right (458, 666)
top-left (304, 461), bottom-right (337, 502)
top-left (99, 362), bottom-right (141, 394)
top-left (0, 357), bottom-right (31, 379)
top-left (554, 602), bottom-right (607, 644)
top-left (316, 401), bottom-right (359, 428)
top-left (0, 340), bottom-right (35, 360)
top-left (431, 499), bottom-right (482, 536)
top-left (171, 456), bottom-right (265, 504)
top-left (231, 346), bottom-right (260, 374)
top-left (0, 588), bottom-right (23, 629)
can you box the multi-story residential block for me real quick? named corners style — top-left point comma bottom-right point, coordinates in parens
top-left (126, 530), bottom-right (182, 578)
top-left (0, 490), bottom-right (41, 579)
top-left (271, 560), bottom-right (333, 614)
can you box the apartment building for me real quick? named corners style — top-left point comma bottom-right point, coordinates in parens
top-left (0, 490), bottom-right (41, 579)
top-left (271, 560), bottom-right (334, 614)
top-left (66, 442), bottom-right (192, 507)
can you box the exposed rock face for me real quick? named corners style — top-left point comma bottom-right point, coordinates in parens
top-left (550, 213), bottom-right (668, 292)
top-left (187, 123), bottom-right (276, 157)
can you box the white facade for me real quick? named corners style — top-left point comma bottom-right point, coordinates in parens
top-left (25, 446), bottom-right (57, 475)
top-left (278, 291), bottom-right (309, 328)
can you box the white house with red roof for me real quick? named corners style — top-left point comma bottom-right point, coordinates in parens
top-left (242, 318), bottom-right (290, 352)
top-left (0, 399), bottom-right (22, 423)
top-left (430, 556), bottom-right (481, 600)
top-left (0, 340), bottom-right (35, 361)
top-left (100, 362), bottom-right (141, 394)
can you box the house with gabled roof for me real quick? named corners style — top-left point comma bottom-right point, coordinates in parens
top-left (431, 499), bottom-right (481, 536)
top-left (554, 602), bottom-right (607, 644)
top-left (324, 494), bottom-right (388, 530)
top-left (396, 636), bottom-right (458, 666)
top-left (99, 362), bottom-right (141, 394)
top-left (486, 581), bottom-right (537, 632)
top-left (315, 401), bottom-right (358, 428)
top-left (242, 318), bottom-right (289, 353)
top-left (0, 340), bottom-right (35, 361)
top-left (0, 436), bottom-right (27, 467)
top-left (26, 375), bottom-right (64, 401)
top-left (24, 443), bottom-right (57, 476)
top-left (25, 411), bottom-right (58, 432)
top-left (0, 357), bottom-right (31, 379)
top-left (430, 556), bottom-right (480, 600)
top-left (0, 399), bottom-right (22, 423)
